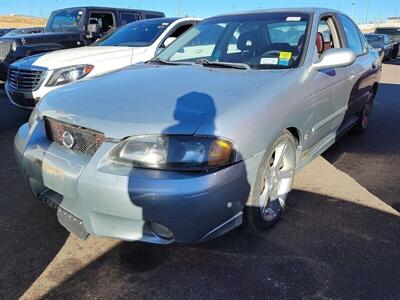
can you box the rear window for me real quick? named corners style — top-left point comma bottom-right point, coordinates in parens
top-left (95, 19), bottom-right (171, 47)
top-left (145, 13), bottom-right (164, 19)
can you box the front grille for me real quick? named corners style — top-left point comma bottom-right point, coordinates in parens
top-left (44, 118), bottom-right (106, 156)
top-left (8, 67), bottom-right (45, 91)
top-left (0, 40), bottom-right (12, 60)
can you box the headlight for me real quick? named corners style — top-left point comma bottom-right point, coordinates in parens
top-left (109, 135), bottom-right (236, 171)
top-left (46, 65), bottom-right (94, 86)
top-left (11, 41), bottom-right (17, 52)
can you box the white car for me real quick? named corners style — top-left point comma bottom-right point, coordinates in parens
top-left (6, 17), bottom-right (200, 109)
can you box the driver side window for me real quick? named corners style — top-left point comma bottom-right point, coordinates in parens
top-left (89, 11), bottom-right (116, 34)
top-left (317, 17), bottom-right (341, 54)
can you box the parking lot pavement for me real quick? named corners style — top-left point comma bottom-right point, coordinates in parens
top-left (0, 63), bottom-right (399, 299)
top-left (323, 60), bottom-right (400, 210)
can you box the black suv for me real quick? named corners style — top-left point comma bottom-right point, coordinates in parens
top-left (0, 6), bottom-right (164, 80)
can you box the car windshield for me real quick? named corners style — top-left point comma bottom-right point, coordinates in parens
top-left (366, 35), bottom-right (383, 43)
top-left (95, 19), bottom-right (172, 47)
top-left (375, 28), bottom-right (400, 41)
top-left (46, 8), bottom-right (84, 32)
top-left (156, 12), bottom-right (310, 69)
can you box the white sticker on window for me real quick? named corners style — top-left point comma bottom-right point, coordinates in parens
top-left (260, 57), bottom-right (278, 65)
top-left (286, 16), bottom-right (301, 21)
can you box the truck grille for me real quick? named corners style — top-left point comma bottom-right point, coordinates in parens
top-left (8, 67), bottom-right (45, 91)
top-left (44, 118), bottom-right (106, 156)
top-left (0, 40), bottom-right (12, 60)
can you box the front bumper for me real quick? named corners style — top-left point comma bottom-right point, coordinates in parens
top-left (0, 61), bottom-right (9, 81)
top-left (5, 82), bottom-right (37, 109)
top-left (5, 80), bottom-right (57, 110)
top-left (14, 120), bottom-right (251, 244)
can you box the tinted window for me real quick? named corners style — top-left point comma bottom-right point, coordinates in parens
top-left (145, 13), bottom-right (164, 19)
top-left (338, 14), bottom-right (363, 55)
top-left (95, 19), bottom-right (171, 47)
top-left (121, 13), bottom-right (141, 25)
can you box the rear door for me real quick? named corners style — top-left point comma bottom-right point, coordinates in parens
top-left (336, 14), bottom-right (375, 124)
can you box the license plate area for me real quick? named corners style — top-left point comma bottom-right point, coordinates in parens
top-left (40, 189), bottom-right (89, 240)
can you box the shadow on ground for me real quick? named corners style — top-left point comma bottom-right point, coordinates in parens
top-left (324, 82), bottom-right (400, 210)
top-left (0, 87), bottom-right (69, 299)
top-left (41, 190), bottom-right (400, 299)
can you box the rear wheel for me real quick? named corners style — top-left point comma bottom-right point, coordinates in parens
top-left (353, 90), bottom-right (375, 134)
top-left (244, 130), bottom-right (296, 232)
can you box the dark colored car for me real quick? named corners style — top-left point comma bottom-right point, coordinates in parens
top-left (0, 6), bottom-right (164, 80)
top-left (374, 27), bottom-right (400, 59)
top-left (0, 28), bottom-right (15, 37)
top-left (365, 33), bottom-right (393, 60)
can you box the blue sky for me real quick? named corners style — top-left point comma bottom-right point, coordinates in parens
top-left (0, 0), bottom-right (399, 24)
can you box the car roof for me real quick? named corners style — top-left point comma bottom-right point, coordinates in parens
top-left (130, 17), bottom-right (200, 24)
top-left (216, 7), bottom-right (343, 17)
top-left (51, 6), bottom-right (164, 14)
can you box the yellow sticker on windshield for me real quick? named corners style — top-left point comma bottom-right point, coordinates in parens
top-left (279, 51), bottom-right (292, 60)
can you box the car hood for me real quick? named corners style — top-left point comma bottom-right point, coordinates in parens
top-left (13, 46), bottom-right (145, 70)
top-left (0, 31), bottom-right (80, 44)
top-left (38, 64), bottom-right (289, 139)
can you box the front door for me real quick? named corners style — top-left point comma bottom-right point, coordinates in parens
top-left (309, 15), bottom-right (353, 147)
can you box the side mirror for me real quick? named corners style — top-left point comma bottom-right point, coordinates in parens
top-left (312, 48), bottom-right (356, 70)
top-left (87, 24), bottom-right (101, 35)
top-left (163, 37), bottom-right (176, 48)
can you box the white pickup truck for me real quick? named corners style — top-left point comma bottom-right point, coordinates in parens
top-left (6, 17), bottom-right (200, 109)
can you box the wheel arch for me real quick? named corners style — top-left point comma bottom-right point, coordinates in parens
top-left (286, 127), bottom-right (301, 146)
top-left (372, 82), bottom-right (379, 95)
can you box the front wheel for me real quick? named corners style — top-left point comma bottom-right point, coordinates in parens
top-left (244, 130), bottom-right (297, 232)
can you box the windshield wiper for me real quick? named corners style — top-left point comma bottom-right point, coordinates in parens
top-left (146, 57), bottom-right (194, 66)
top-left (195, 59), bottom-right (250, 70)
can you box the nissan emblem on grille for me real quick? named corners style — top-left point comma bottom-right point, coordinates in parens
top-left (62, 131), bottom-right (75, 149)
top-left (44, 117), bottom-right (106, 156)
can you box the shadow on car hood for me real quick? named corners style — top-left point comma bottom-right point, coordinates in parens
top-left (38, 64), bottom-right (289, 139)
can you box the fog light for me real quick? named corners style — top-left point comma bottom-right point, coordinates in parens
top-left (149, 222), bottom-right (174, 239)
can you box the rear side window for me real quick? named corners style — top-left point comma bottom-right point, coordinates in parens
top-left (338, 14), bottom-right (364, 56)
top-left (145, 13), bottom-right (164, 19)
top-left (120, 12), bottom-right (141, 25)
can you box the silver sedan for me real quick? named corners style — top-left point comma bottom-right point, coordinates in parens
top-left (15, 8), bottom-right (381, 243)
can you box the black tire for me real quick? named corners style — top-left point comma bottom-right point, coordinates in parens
top-left (244, 130), bottom-right (296, 233)
top-left (352, 89), bottom-right (376, 134)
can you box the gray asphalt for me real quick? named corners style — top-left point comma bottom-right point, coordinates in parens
top-left (0, 62), bottom-right (399, 299)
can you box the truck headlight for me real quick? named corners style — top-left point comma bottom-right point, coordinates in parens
top-left (46, 65), bottom-right (94, 86)
top-left (109, 135), bottom-right (236, 171)
top-left (11, 41), bottom-right (17, 52)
